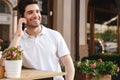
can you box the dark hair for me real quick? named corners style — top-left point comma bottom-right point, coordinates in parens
top-left (18, 0), bottom-right (38, 17)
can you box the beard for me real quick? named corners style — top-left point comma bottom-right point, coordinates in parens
top-left (27, 20), bottom-right (41, 28)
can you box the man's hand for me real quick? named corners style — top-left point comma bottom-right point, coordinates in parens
top-left (16, 18), bottom-right (27, 37)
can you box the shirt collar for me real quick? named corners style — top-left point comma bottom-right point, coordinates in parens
top-left (22, 25), bottom-right (47, 38)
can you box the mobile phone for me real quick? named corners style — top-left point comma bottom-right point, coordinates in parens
top-left (21, 15), bottom-right (25, 31)
top-left (22, 23), bottom-right (25, 31)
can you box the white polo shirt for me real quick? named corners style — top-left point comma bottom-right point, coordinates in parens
top-left (19, 25), bottom-right (70, 80)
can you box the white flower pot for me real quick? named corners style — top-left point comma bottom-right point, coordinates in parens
top-left (5, 60), bottom-right (22, 78)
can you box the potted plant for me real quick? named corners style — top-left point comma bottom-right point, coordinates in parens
top-left (2, 46), bottom-right (23, 78)
top-left (74, 58), bottom-right (120, 80)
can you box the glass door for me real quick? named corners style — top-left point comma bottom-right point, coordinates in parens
top-left (38, 0), bottom-right (53, 29)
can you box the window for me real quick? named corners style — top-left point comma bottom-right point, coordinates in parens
top-left (0, 1), bottom-right (10, 13)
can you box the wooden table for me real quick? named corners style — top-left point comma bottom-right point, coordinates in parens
top-left (1, 69), bottom-right (66, 80)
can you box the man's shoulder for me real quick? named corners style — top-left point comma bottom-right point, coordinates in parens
top-left (43, 25), bottom-right (60, 35)
top-left (42, 26), bottom-right (63, 40)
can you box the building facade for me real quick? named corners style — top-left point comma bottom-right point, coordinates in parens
top-left (0, 0), bottom-right (89, 60)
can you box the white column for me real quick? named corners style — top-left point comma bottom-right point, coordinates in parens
top-left (53, 0), bottom-right (72, 50)
top-left (13, 10), bottom-right (18, 34)
top-left (9, 10), bottom-right (18, 41)
top-left (79, 0), bottom-right (88, 45)
top-left (7, 0), bottom-right (18, 41)
top-left (53, 0), bottom-right (63, 32)
top-left (79, 0), bottom-right (89, 59)
top-left (62, 0), bottom-right (72, 50)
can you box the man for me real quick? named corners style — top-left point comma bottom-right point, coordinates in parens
top-left (9, 0), bottom-right (75, 80)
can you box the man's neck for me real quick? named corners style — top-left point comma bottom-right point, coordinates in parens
top-left (26, 25), bottom-right (42, 37)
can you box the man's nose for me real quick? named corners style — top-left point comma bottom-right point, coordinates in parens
top-left (33, 12), bottom-right (38, 18)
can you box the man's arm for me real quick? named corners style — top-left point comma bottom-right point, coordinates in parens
top-left (9, 18), bottom-right (26, 48)
top-left (60, 54), bottom-right (75, 80)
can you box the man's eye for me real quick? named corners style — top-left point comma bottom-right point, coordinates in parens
top-left (27, 11), bottom-right (33, 14)
top-left (36, 10), bottom-right (40, 13)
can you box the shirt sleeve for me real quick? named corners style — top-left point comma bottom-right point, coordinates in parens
top-left (56, 32), bottom-right (70, 57)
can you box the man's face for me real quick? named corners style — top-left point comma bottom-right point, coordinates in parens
top-left (24, 4), bottom-right (41, 28)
